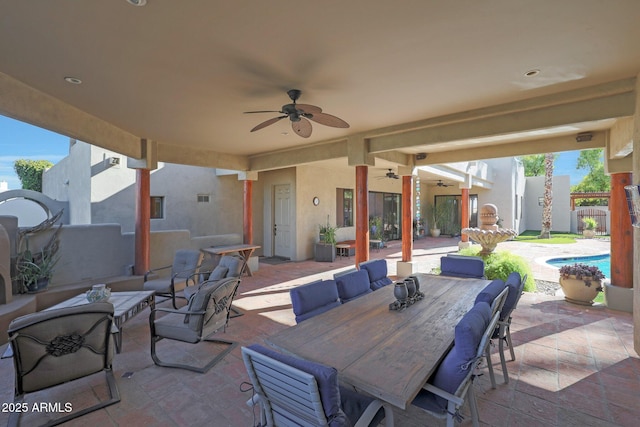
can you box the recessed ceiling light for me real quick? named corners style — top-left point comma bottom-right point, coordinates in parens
top-left (126, 0), bottom-right (147, 6)
top-left (64, 76), bottom-right (82, 85)
top-left (524, 69), bottom-right (540, 77)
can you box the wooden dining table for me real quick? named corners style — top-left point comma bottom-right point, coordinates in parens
top-left (266, 273), bottom-right (490, 410)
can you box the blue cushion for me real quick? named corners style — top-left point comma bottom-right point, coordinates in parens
top-left (360, 259), bottom-right (392, 290)
top-left (413, 301), bottom-right (492, 411)
top-left (334, 270), bottom-right (372, 302)
top-left (339, 385), bottom-right (385, 426)
top-left (440, 256), bottom-right (485, 279)
top-left (414, 345), bottom-right (470, 412)
top-left (290, 280), bottom-right (341, 323)
top-left (474, 279), bottom-right (506, 306)
top-left (247, 344), bottom-right (346, 424)
top-left (455, 301), bottom-right (491, 360)
top-left (501, 272), bottom-right (523, 321)
top-left (295, 301), bottom-right (342, 323)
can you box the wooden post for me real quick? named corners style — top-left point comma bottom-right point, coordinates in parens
top-left (134, 169), bottom-right (150, 275)
top-left (610, 173), bottom-right (633, 288)
top-left (355, 166), bottom-right (369, 266)
top-left (402, 175), bottom-right (413, 262)
top-left (461, 188), bottom-right (469, 242)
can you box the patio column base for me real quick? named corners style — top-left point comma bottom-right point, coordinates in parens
top-left (604, 282), bottom-right (633, 313)
top-left (397, 261), bottom-right (416, 277)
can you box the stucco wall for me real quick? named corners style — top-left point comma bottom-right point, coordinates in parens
top-left (43, 141), bottom-right (249, 241)
top-left (294, 164), bottom-right (404, 260)
top-left (523, 175), bottom-right (571, 232)
top-left (43, 140), bottom-right (92, 224)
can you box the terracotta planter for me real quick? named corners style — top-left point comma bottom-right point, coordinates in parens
top-left (582, 229), bottom-right (596, 239)
top-left (559, 275), bottom-right (601, 306)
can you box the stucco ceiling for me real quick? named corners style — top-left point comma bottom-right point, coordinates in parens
top-left (0, 1), bottom-right (639, 174)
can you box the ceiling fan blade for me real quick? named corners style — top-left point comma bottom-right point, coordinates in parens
top-left (292, 117), bottom-right (312, 138)
top-left (244, 110), bottom-right (283, 114)
top-left (250, 116), bottom-right (286, 132)
top-left (306, 112), bottom-right (350, 128)
top-left (295, 104), bottom-right (322, 114)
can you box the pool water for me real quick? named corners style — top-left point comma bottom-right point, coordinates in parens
top-left (546, 254), bottom-right (611, 278)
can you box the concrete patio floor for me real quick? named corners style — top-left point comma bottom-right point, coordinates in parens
top-left (1, 236), bottom-right (638, 426)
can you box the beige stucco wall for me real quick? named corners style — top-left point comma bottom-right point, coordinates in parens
top-left (294, 164), bottom-right (404, 261)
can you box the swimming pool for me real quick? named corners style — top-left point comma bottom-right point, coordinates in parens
top-left (546, 254), bottom-right (611, 278)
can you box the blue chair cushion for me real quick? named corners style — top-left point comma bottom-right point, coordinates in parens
top-left (290, 280), bottom-right (341, 323)
top-left (413, 344), bottom-right (469, 413)
top-left (247, 344), bottom-right (348, 425)
top-left (501, 272), bottom-right (523, 321)
top-left (440, 256), bottom-right (485, 279)
top-left (334, 270), bottom-right (372, 302)
top-left (339, 385), bottom-right (386, 426)
top-left (360, 259), bottom-right (393, 290)
top-left (455, 301), bottom-right (491, 360)
top-left (414, 301), bottom-right (492, 411)
top-left (474, 279), bottom-right (506, 306)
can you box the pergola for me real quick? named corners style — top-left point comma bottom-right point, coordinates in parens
top-left (1, 1), bottom-right (639, 353)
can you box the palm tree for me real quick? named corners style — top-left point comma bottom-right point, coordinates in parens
top-left (538, 152), bottom-right (554, 238)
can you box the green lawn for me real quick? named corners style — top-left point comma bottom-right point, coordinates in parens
top-left (514, 230), bottom-right (581, 244)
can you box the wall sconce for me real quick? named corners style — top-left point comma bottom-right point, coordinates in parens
top-left (624, 185), bottom-right (640, 227)
top-left (538, 197), bottom-right (544, 206)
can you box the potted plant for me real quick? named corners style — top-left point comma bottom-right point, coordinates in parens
top-left (316, 221), bottom-right (338, 262)
top-left (14, 247), bottom-right (59, 293)
top-left (582, 217), bottom-right (597, 239)
top-left (13, 213), bottom-right (62, 294)
top-left (558, 263), bottom-right (605, 306)
top-left (428, 203), bottom-right (449, 237)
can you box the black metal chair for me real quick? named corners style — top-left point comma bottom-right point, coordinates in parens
top-left (144, 249), bottom-right (203, 308)
top-left (6, 302), bottom-right (120, 427)
top-left (149, 276), bottom-right (240, 373)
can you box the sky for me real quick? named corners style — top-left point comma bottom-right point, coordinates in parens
top-left (0, 114), bottom-right (588, 190)
top-left (0, 115), bottom-right (70, 190)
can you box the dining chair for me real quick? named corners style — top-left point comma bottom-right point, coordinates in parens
top-left (144, 249), bottom-right (203, 308)
top-left (149, 276), bottom-right (239, 373)
top-left (412, 301), bottom-right (498, 427)
top-left (440, 255), bottom-right (486, 279)
top-left (474, 279), bottom-right (509, 388)
top-left (6, 302), bottom-right (120, 427)
top-left (333, 268), bottom-right (373, 302)
top-left (359, 259), bottom-right (392, 290)
top-left (494, 272), bottom-right (526, 383)
top-left (183, 254), bottom-right (244, 301)
top-left (242, 344), bottom-right (394, 427)
top-left (290, 279), bottom-right (342, 323)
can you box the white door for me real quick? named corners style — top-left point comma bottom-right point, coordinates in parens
top-left (274, 184), bottom-right (292, 259)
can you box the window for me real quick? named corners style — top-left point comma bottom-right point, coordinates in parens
top-left (336, 188), bottom-right (353, 227)
top-left (150, 196), bottom-right (164, 219)
top-left (197, 194), bottom-right (210, 203)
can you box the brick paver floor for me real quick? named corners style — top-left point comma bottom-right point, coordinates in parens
top-left (1, 236), bottom-right (637, 426)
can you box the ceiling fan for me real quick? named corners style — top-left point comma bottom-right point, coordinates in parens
top-left (435, 180), bottom-right (453, 187)
top-left (379, 169), bottom-right (399, 179)
top-left (244, 89), bottom-right (349, 138)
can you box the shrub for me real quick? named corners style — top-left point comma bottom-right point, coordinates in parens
top-left (458, 247), bottom-right (536, 292)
